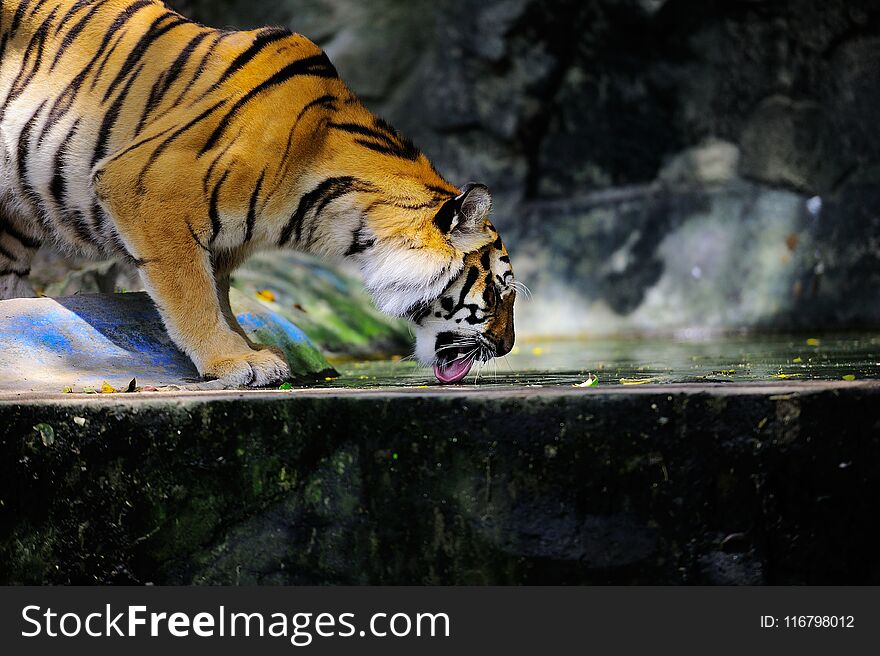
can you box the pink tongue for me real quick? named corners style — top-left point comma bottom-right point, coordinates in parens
top-left (434, 358), bottom-right (474, 384)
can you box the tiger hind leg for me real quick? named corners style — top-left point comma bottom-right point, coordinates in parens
top-left (0, 213), bottom-right (41, 300)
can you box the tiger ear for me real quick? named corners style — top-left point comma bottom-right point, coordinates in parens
top-left (434, 183), bottom-right (492, 235)
top-left (456, 183), bottom-right (492, 231)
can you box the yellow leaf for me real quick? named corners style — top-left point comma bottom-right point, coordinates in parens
top-left (842, 375), bottom-right (856, 381)
top-left (101, 381), bottom-right (117, 394)
top-left (531, 347), bottom-right (544, 356)
top-left (256, 289), bottom-right (276, 303)
top-left (792, 357), bottom-right (803, 364)
top-left (806, 338), bottom-right (820, 347)
top-left (61, 386), bottom-right (73, 394)
top-left (620, 378), bottom-right (655, 386)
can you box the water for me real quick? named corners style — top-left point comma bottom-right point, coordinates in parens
top-left (322, 333), bottom-right (880, 388)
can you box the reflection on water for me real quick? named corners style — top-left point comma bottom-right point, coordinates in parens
top-left (323, 333), bottom-right (880, 388)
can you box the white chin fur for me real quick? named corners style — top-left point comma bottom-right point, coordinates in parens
top-left (414, 325), bottom-right (438, 366)
top-left (358, 242), bottom-right (462, 317)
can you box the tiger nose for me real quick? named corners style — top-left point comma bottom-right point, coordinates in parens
top-left (493, 326), bottom-right (515, 357)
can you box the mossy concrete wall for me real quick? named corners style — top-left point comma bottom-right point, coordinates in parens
top-left (1, 382), bottom-right (878, 585)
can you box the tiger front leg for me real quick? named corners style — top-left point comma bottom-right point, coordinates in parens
top-left (95, 202), bottom-right (289, 387)
top-left (142, 251), bottom-right (290, 387)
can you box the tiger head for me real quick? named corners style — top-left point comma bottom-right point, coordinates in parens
top-left (352, 183), bottom-right (517, 384)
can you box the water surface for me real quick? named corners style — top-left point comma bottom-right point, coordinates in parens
top-left (323, 333), bottom-right (880, 388)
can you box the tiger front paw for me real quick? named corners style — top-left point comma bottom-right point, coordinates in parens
top-left (202, 349), bottom-right (291, 388)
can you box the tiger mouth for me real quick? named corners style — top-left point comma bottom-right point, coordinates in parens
top-left (433, 348), bottom-right (476, 384)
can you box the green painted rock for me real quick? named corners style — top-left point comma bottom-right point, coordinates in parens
top-left (233, 252), bottom-right (411, 358)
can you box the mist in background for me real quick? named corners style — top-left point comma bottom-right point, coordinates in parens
top-left (157, 1), bottom-right (880, 335)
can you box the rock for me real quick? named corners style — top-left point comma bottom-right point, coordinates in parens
top-left (233, 252), bottom-right (410, 358)
top-left (0, 291), bottom-right (334, 393)
top-left (155, 1), bottom-right (880, 335)
top-left (739, 95), bottom-right (841, 194)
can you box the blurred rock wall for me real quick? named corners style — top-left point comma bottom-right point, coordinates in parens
top-left (162, 1), bottom-right (880, 333)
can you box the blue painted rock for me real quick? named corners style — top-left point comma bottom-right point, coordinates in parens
top-left (0, 291), bottom-right (335, 393)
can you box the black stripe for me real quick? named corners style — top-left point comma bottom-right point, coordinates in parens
top-left (0, 6), bottom-right (57, 122)
top-left (90, 30), bottom-right (127, 90)
top-left (296, 94), bottom-right (338, 123)
top-left (262, 94), bottom-right (338, 209)
top-left (262, 94), bottom-right (338, 208)
top-left (0, 241), bottom-right (16, 262)
top-left (134, 30), bottom-right (210, 135)
top-left (37, 0), bottom-right (153, 145)
top-left (9, 0), bottom-right (35, 36)
top-left (210, 27), bottom-right (289, 92)
top-left (278, 176), bottom-right (373, 247)
top-left (138, 100), bottom-right (226, 184)
top-left (344, 222), bottom-right (375, 257)
top-left (327, 121), bottom-right (396, 145)
top-left (64, 209), bottom-right (95, 247)
top-left (209, 170), bottom-right (230, 244)
top-left (95, 124), bottom-right (173, 171)
top-left (16, 100), bottom-right (48, 212)
top-left (426, 184), bottom-right (456, 198)
top-left (26, 0), bottom-right (48, 19)
top-left (0, 218), bottom-right (41, 250)
top-left (49, 0), bottom-right (112, 72)
top-left (327, 121), bottom-right (420, 161)
top-left (167, 31), bottom-right (229, 110)
top-left (101, 13), bottom-right (188, 104)
top-left (198, 52), bottom-right (337, 157)
top-left (54, 0), bottom-right (94, 36)
top-left (244, 171), bottom-right (265, 243)
top-left (0, 268), bottom-right (31, 277)
top-left (458, 266), bottom-right (480, 307)
top-left (91, 62), bottom-right (144, 170)
top-left (201, 130), bottom-right (238, 195)
top-left (50, 119), bottom-right (79, 208)
top-left (186, 221), bottom-right (209, 252)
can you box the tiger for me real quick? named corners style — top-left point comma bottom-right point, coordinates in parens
top-left (0, 0), bottom-right (516, 386)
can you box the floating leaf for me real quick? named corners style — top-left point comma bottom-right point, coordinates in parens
top-left (61, 386), bottom-right (74, 394)
top-left (792, 357), bottom-right (803, 364)
top-left (806, 338), bottom-right (821, 347)
top-left (574, 376), bottom-right (599, 388)
top-left (256, 289), bottom-right (276, 303)
top-left (278, 382), bottom-right (293, 391)
top-left (531, 347), bottom-right (545, 356)
top-left (101, 381), bottom-right (117, 394)
top-left (34, 424), bottom-right (54, 447)
top-left (620, 378), bottom-right (656, 385)
top-left (73, 417), bottom-right (86, 427)
top-left (842, 374), bottom-right (856, 381)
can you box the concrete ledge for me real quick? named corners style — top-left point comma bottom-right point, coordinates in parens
top-left (1, 381), bottom-right (878, 584)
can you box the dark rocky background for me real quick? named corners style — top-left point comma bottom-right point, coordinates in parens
top-left (148, 1), bottom-right (880, 333)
